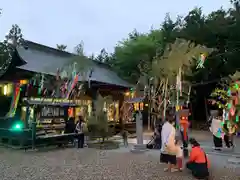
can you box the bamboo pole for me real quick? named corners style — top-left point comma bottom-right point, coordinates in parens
top-left (163, 78), bottom-right (168, 121)
top-left (176, 71), bottom-right (180, 130)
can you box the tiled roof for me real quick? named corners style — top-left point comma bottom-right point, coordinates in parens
top-left (16, 41), bottom-right (132, 88)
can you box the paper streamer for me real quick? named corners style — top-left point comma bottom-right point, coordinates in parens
top-left (8, 83), bottom-right (21, 117)
top-left (196, 54), bottom-right (206, 69)
top-left (56, 68), bottom-right (60, 81)
top-left (38, 74), bottom-right (44, 95)
top-left (66, 74), bottom-right (79, 99)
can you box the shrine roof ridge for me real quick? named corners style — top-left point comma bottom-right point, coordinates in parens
top-left (13, 40), bottom-right (132, 88)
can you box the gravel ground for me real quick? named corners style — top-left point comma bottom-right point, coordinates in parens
top-left (0, 147), bottom-right (239, 180)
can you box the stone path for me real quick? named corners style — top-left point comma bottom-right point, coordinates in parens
top-left (0, 146), bottom-right (239, 180)
top-left (122, 130), bottom-right (240, 156)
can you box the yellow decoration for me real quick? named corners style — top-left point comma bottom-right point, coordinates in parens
top-left (176, 105), bottom-right (180, 111)
top-left (20, 80), bottom-right (28, 85)
top-left (125, 92), bottom-right (130, 96)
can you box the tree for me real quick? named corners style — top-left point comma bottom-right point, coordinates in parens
top-left (87, 94), bottom-right (114, 143)
top-left (110, 30), bottom-right (161, 83)
top-left (0, 24), bottom-right (24, 77)
top-left (95, 48), bottom-right (109, 62)
top-left (56, 44), bottom-right (67, 51)
top-left (74, 40), bottom-right (84, 56)
top-left (107, 4), bottom-right (238, 121)
top-left (4, 24), bottom-right (24, 48)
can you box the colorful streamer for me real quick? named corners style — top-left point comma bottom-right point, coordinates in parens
top-left (38, 74), bottom-right (44, 95)
top-left (196, 54), bottom-right (206, 69)
top-left (8, 83), bottom-right (21, 117)
top-left (66, 74), bottom-right (79, 99)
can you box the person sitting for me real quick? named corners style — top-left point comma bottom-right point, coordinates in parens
top-left (186, 138), bottom-right (210, 179)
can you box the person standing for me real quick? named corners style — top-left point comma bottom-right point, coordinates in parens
top-left (175, 139), bottom-right (183, 171)
top-left (121, 128), bottom-right (128, 147)
top-left (160, 109), bottom-right (178, 172)
top-left (75, 116), bottom-right (85, 148)
top-left (179, 116), bottom-right (189, 157)
top-left (223, 122), bottom-right (235, 148)
top-left (210, 110), bottom-right (223, 151)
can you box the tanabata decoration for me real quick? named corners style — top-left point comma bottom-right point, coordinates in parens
top-left (38, 74), bottom-right (45, 95)
top-left (196, 53), bottom-right (206, 69)
top-left (66, 74), bottom-right (79, 99)
top-left (65, 62), bottom-right (79, 99)
top-left (8, 83), bottom-right (21, 117)
top-left (56, 68), bottom-right (60, 81)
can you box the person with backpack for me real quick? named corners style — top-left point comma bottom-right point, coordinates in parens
top-left (186, 138), bottom-right (210, 179)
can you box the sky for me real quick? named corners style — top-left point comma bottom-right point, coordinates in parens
top-left (0, 0), bottom-right (231, 55)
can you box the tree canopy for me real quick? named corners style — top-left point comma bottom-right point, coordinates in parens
top-left (56, 44), bottom-right (67, 51)
top-left (102, 1), bottom-right (240, 120)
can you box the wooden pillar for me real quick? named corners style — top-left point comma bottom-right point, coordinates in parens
top-left (25, 106), bottom-right (30, 128)
top-left (119, 92), bottom-right (124, 125)
top-left (91, 88), bottom-right (97, 116)
top-left (31, 107), bottom-right (36, 149)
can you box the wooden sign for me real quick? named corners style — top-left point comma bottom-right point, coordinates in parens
top-left (40, 106), bottom-right (65, 118)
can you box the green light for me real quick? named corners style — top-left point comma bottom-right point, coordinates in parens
top-left (11, 122), bottom-right (23, 132)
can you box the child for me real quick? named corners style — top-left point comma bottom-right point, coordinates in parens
top-left (175, 139), bottom-right (183, 171)
top-left (121, 129), bottom-right (128, 147)
top-left (224, 123), bottom-right (235, 148)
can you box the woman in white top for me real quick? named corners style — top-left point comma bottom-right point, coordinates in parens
top-left (210, 110), bottom-right (223, 150)
top-left (75, 116), bottom-right (85, 148)
top-left (160, 109), bottom-right (178, 172)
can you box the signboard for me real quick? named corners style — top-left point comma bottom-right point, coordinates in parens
top-left (23, 98), bottom-right (91, 106)
top-left (40, 106), bottom-right (65, 118)
top-left (23, 97), bottom-right (75, 104)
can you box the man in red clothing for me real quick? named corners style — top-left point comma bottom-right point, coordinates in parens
top-left (186, 138), bottom-right (210, 179)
